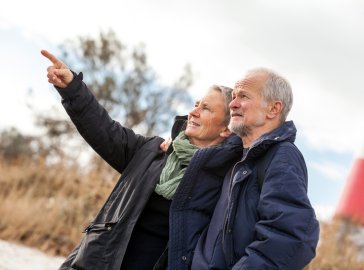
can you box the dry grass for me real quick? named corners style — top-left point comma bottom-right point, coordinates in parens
top-left (0, 156), bottom-right (117, 256)
top-left (1, 155), bottom-right (364, 269)
top-left (305, 220), bottom-right (364, 270)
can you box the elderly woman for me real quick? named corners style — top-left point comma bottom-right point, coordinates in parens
top-left (41, 50), bottom-right (243, 270)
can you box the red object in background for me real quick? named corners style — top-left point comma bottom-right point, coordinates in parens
top-left (335, 158), bottom-right (364, 225)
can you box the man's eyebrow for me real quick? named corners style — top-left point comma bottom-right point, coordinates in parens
top-left (233, 88), bottom-right (243, 95)
top-left (233, 89), bottom-right (246, 94)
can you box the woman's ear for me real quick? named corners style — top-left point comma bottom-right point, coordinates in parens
top-left (220, 128), bottom-right (232, 138)
top-left (267, 101), bottom-right (282, 119)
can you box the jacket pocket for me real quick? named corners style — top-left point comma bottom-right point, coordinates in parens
top-left (209, 230), bottom-right (228, 269)
top-left (70, 222), bottom-right (117, 270)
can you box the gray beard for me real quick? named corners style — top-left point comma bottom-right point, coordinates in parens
top-left (228, 122), bottom-right (248, 138)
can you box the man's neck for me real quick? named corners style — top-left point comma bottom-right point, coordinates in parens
top-left (241, 122), bottom-right (281, 148)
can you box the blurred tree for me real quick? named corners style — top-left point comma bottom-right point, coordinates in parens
top-left (37, 29), bottom-right (193, 141)
top-left (0, 127), bottom-right (42, 162)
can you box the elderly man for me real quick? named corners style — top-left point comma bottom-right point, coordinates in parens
top-left (191, 68), bottom-right (319, 270)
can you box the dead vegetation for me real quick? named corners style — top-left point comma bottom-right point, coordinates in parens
top-left (1, 155), bottom-right (364, 269)
top-left (0, 156), bottom-right (117, 256)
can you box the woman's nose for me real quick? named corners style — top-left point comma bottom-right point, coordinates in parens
top-left (189, 106), bottom-right (200, 117)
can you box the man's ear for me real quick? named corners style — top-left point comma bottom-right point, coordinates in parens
top-left (267, 101), bottom-right (282, 119)
top-left (220, 128), bottom-right (232, 138)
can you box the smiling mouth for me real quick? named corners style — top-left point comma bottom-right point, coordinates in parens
top-left (188, 121), bottom-right (200, 127)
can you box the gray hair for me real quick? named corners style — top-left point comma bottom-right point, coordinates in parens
top-left (246, 68), bottom-right (293, 123)
top-left (210, 85), bottom-right (233, 125)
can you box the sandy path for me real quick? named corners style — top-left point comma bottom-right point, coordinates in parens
top-left (0, 240), bottom-right (65, 270)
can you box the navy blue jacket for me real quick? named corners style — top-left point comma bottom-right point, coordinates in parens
top-left (56, 73), bottom-right (243, 270)
top-left (192, 121), bottom-right (320, 270)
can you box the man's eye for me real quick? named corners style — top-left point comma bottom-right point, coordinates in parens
top-left (238, 93), bottom-right (248, 99)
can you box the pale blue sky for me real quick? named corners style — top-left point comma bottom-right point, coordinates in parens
top-left (1, 0), bottom-right (364, 220)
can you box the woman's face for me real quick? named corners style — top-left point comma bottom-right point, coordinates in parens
top-left (185, 89), bottom-right (230, 147)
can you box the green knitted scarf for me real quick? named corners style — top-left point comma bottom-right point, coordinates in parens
top-left (155, 131), bottom-right (199, 200)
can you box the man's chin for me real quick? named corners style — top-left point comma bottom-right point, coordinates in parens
top-left (229, 124), bottom-right (245, 137)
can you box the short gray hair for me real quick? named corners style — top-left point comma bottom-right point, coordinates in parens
top-left (246, 68), bottom-right (293, 123)
top-left (210, 85), bottom-right (233, 125)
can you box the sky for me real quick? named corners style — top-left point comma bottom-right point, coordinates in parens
top-left (1, 0), bottom-right (364, 221)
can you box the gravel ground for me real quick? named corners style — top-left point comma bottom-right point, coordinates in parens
top-left (0, 240), bottom-right (65, 270)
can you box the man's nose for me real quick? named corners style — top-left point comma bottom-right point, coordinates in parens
top-left (229, 97), bottom-right (239, 109)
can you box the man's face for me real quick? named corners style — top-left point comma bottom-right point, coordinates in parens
top-left (228, 73), bottom-right (269, 138)
top-left (185, 89), bottom-right (228, 147)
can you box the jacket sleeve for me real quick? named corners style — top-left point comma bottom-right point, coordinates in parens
top-left (233, 144), bottom-right (320, 270)
top-left (55, 72), bottom-right (149, 174)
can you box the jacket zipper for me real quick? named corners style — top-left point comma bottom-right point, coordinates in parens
top-left (223, 159), bottom-right (244, 266)
top-left (83, 223), bottom-right (114, 233)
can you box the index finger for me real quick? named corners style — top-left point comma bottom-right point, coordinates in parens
top-left (41, 50), bottom-right (61, 65)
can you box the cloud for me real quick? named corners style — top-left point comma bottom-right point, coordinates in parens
top-left (313, 204), bottom-right (335, 222)
top-left (290, 77), bottom-right (364, 153)
top-left (220, 0), bottom-right (364, 154)
top-left (309, 160), bottom-right (349, 182)
top-left (2, 0), bottom-right (364, 155)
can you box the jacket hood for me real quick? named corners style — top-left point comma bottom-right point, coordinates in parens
top-left (171, 115), bottom-right (188, 140)
top-left (247, 120), bottom-right (297, 160)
